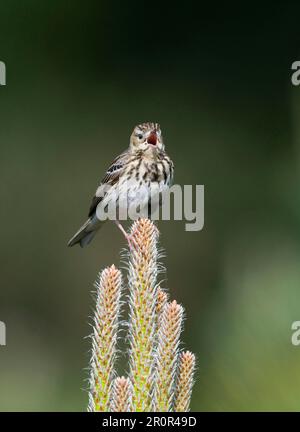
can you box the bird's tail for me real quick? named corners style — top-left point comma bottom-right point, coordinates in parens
top-left (68, 217), bottom-right (103, 248)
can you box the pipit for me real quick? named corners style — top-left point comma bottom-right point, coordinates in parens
top-left (68, 122), bottom-right (174, 248)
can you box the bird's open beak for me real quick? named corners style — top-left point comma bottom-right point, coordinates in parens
top-left (147, 131), bottom-right (157, 146)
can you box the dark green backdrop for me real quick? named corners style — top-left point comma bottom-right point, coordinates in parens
top-left (1, 1), bottom-right (300, 411)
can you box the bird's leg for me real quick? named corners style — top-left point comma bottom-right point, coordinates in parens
top-left (114, 220), bottom-right (138, 250)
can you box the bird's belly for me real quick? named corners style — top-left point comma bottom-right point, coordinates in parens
top-left (118, 179), bottom-right (167, 213)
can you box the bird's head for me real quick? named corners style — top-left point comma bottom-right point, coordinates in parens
top-left (130, 122), bottom-right (164, 153)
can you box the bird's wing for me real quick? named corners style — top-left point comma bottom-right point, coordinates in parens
top-left (88, 151), bottom-right (129, 217)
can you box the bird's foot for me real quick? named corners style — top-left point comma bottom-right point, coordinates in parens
top-left (125, 233), bottom-right (138, 251)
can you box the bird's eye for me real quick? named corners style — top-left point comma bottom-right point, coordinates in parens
top-left (137, 134), bottom-right (143, 140)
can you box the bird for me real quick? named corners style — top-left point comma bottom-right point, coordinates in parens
top-left (68, 122), bottom-right (174, 248)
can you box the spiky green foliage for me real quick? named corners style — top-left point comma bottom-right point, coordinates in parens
top-left (174, 351), bottom-right (196, 412)
top-left (110, 377), bottom-right (133, 412)
top-left (153, 300), bottom-right (183, 411)
top-left (87, 219), bottom-right (196, 412)
top-left (127, 219), bottom-right (159, 411)
top-left (88, 265), bottom-right (122, 411)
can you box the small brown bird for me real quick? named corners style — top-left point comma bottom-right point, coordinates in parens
top-left (68, 122), bottom-right (174, 248)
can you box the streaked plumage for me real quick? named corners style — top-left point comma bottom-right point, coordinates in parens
top-left (68, 122), bottom-right (174, 248)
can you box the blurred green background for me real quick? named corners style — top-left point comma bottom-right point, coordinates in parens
top-left (1, 1), bottom-right (300, 411)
